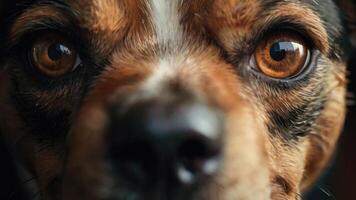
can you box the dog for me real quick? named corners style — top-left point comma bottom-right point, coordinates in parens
top-left (0, 0), bottom-right (355, 199)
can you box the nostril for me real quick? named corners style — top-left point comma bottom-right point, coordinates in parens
top-left (110, 140), bottom-right (157, 185)
top-left (176, 134), bottom-right (221, 185)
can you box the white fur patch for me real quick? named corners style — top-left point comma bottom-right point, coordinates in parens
top-left (143, 0), bottom-right (186, 96)
top-left (150, 0), bottom-right (182, 44)
top-left (141, 58), bottom-right (178, 97)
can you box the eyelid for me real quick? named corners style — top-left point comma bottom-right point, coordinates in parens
top-left (73, 55), bottom-right (82, 71)
top-left (9, 19), bottom-right (75, 46)
top-left (10, 2), bottom-right (73, 39)
top-left (251, 18), bottom-right (328, 55)
top-left (252, 23), bottom-right (314, 53)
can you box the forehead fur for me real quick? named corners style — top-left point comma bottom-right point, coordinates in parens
top-left (77, 0), bottom-right (124, 33)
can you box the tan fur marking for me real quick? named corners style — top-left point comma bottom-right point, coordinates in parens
top-left (210, 0), bottom-right (261, 27)
top-left (91, 0), bottom-right (124, 33)
top-left (206, 0), bottom-right (261, 51)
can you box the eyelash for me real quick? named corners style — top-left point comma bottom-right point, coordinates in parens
top-left (254, 25), bottom-right (314, 52)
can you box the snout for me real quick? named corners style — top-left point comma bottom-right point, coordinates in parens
top-left (108, 99), bottom-right (224, 196)
top-left (63, 60), bottom-right (270, 200)
top-left (63, 95), bottom-right (227, 200)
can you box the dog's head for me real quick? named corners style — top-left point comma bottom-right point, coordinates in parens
top-left (0, 0), bottom-right (353, 199)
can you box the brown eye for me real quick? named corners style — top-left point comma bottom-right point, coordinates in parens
top-left (31, 34), bottom-right (80, 77)
top-left (254, 33), bottom-right (309, 79)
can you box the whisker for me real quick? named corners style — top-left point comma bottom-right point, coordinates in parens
top-left (295, 192), bottom-right (303, 200)
top-left (347, 92), bottom-right (355, 106)
top-left (36, 145), bottom-right (49, 153)
top-left (31, 190), bottom-right (41, 200)
top-left (7, 191), bottom-right (15, 200)
top-left (317, 185), bottom-right (336, 200)
top-left (7, 177), bottom-right (37, 200)
top-left (21, 177), bottom-right (36, 184)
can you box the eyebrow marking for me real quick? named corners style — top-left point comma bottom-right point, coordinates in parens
top-left (210, 0), bottom-right (261, 27)
top-left (87, 0), bottom-right (125, 33)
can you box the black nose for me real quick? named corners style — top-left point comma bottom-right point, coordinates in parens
top-left (108, 100), bottom-right (223, 188)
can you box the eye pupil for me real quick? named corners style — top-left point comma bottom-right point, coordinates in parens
top-left (48, 43), bottom-right (72, 61)
top-left (269, 42), bottom-right (293, 61)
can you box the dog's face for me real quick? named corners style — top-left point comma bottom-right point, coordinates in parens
top-left (0, 0), bottom-right (349, 199)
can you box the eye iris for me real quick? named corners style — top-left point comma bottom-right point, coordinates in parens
top-left (255, 33), bottom-right (309, 79)
top-left (30, 34), bottom-right (78, 77)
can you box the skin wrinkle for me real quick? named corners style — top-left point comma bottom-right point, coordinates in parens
top-left (0, 0), bottom-right (348, 200)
